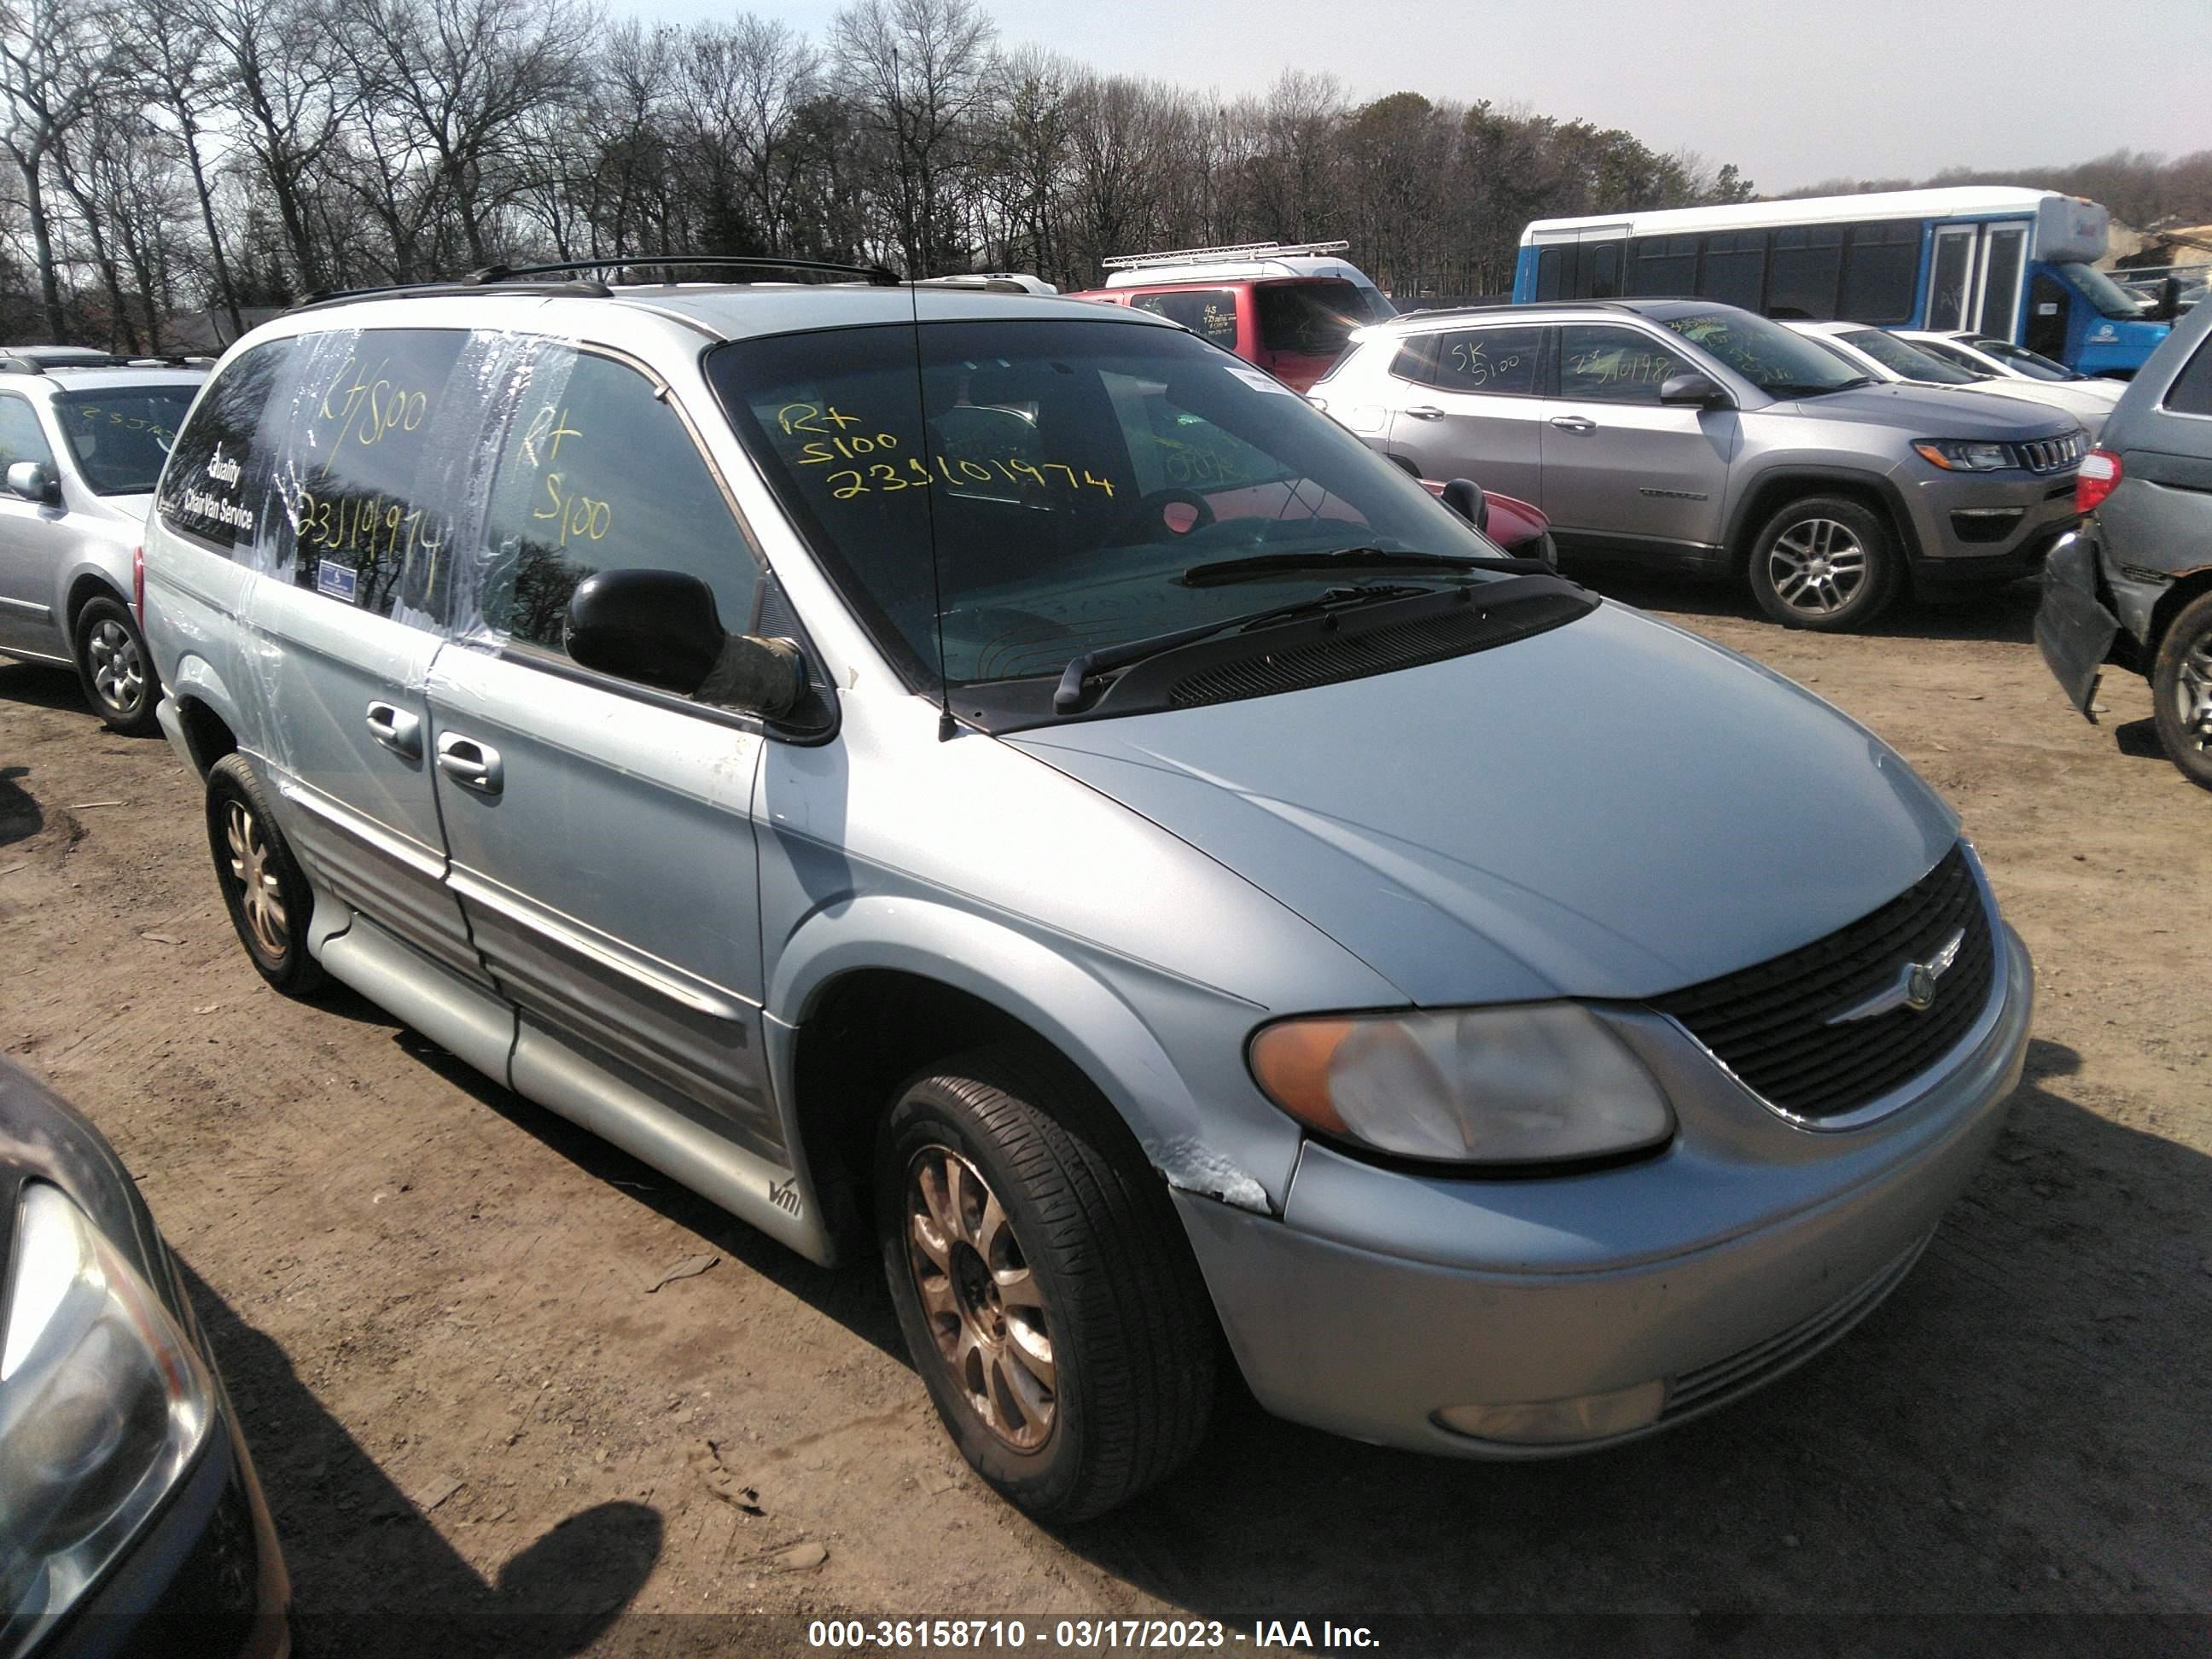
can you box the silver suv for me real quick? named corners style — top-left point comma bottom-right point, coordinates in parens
top-left (143, 264), bottom-right (2031, 1521)
top-left (0, 356), bottom-right (206, 732)
top-left (1312, 300), bottom-right (2086, 631)
top-left (2037, 291), bottom-right (2212, 789)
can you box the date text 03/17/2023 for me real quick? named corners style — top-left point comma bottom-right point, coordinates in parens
top-left (804, 1617), bottom-right (1381, 1650)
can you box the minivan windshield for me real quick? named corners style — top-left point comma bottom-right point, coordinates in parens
top-left (1256, 281), bottom-right (1395, 358)
top-left (1660, 309), bottom-right (1866, 396)
top-left (1837, 329), bottom-right (1981, 385)
top-left (56, 385), bottom-right (199, 495)
top-left (708, 317), bottom-right (1517, 708)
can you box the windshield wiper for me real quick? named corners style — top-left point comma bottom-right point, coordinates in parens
top-left (1771, 376), bottom-right (1873, 397)
top-left (1052, 583), bottom-right (1429, 713)
top-left (1180, 544), bottom-right (1544, 588)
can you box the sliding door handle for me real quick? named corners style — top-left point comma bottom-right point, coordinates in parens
top-left (434, 731), bottom-right (504, 795)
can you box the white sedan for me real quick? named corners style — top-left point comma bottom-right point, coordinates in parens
top-left (1786, 323), bottom-right (2116, 439)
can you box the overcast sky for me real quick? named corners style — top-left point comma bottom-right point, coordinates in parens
top-left (620, 0), bottom-right (2211, 193)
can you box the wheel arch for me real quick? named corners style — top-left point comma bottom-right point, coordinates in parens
top-left (2145, 567), bottom-right (2212, 665)
top-left (767, 900), bottom-right (1277, 1255)
top-left (164, 658), bottom-right (244, 777)
top-left (61, 569), bottom-right (127, 637)
top-left (1725, 468), bottom-right (1918, 576)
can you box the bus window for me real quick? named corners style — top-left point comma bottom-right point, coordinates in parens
top-left (1929, 229), bottom-right (1975, 330)
top-left (1537, 247), bottom-right (1567, 301)
top-left (1840, 222), bottom-right (1919, 324)
top-left (1978, 226), bottom-right (2028, 340)
top-left (1584, 242), bottom-right (1621, 300)
top-left (1697, 232), bottom-right (1765, 310)
top-left (1630, 235), bottom-right (1697, 297)
top-left (1768, 226), bottom-right (1843, 319)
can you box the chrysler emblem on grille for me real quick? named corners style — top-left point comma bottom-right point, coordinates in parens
top-left (1826, 928), bottom-right (1966, 1024)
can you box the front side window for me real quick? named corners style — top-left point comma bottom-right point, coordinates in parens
top-left (1429, 326), bottom-right (1543, 396)
top-left (1557, 325), bottom-right (1689, 405)
top-left (56, 386), bottom-right (199, 496)
top-left (2058, 261), bottom-right (2148, 322)
top-left (708, 317), bottom-right (1513, 704)
top-left (1130, 288), bottom-right (1240, 352)
top-left (475, 348), bottom-right (761, 654)
top-left (0, 394), bottom-right (54, 475)
top-left (1660, 310), bottom-right (1866, 396)
top-left (157, 339), bottom-right (294, 556)
top-left (1838, 329), bottom-right (1978, 385)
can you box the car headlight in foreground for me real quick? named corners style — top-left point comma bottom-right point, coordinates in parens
top-left (1912, 438), bottom-right (2014, 472)
top-left (0, 1181), bottom-right (212, 1648)
top-left (1249, 1004), bottom-right (1676, 1165)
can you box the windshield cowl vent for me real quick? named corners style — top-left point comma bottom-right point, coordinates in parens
top-left (1165, 590), bottom-right (1592, 710)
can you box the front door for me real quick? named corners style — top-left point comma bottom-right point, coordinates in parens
top-left (425, 344), bottom-right (782, 1155)
top-left (240, 326), bottom-right (487, 985)
top-left (1383, 323), bottom-right (1547, 504)
top-left (1539, 323), bottom-right (1734, 550)
top-left (0, 393), bottom-right (64, 658)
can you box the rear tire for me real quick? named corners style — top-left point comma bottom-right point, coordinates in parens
top-left (206, 753), bottom-right (327, 997)
top-left (1746, 495), bottom-right (1900, 632)
top-left (2151, 591), bottom-right (2212, 793)
top-left (876, 1044), bottom-right (1216, 1522)
top-left (72, 596), bottom-right (160, 736)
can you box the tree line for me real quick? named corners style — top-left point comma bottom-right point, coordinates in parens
top-left (0, 0), bottom-right (1770, 349)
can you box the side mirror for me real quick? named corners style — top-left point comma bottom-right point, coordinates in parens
top-left (1659, 372), bottom-right (1731, 410)
top-left (2153, 276), bottom-right (2183, 323)
top-left (6, 460), bottom-right (58, 504)
top-left (1439, 477), bottom-right (1488, 533)
top-left (565, 568), bottom-right (806, 718)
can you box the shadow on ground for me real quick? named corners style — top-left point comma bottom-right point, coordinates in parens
top-left (183, 1260), bottom-right (663, 1656)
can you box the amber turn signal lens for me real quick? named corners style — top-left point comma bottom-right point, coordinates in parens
top-left (1248, 1018), bottom-right (1359, 1136)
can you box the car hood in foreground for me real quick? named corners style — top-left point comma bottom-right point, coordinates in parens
top-left (1007, 600), bottom-right (1959, 1008)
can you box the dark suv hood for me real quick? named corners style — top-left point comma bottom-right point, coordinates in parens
top-left (1008, 601), bottom-right (1959, 1008)
top-left (1769, 381), bottom-right (2076, 439)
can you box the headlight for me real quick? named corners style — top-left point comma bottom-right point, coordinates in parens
top-left (1913, 438), bottom-right (2013, 472)
top-left (1248, 1004), bottom-right (1675, 1166)
top-left (0, 1183), bottom-right (212, 1640)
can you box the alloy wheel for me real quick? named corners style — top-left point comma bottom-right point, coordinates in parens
top-left (2174, 632), bottom-right (2212, 753)
top-left (903, 1145), bottom-right (1057, 1451)
top-left (1767, 518), bottom-right (1867, 616)
top-left (224, 800), bottom-right (290, 961)
top-left (86, 619), bottom-right (144, 716)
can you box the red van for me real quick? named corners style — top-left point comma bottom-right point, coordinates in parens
top-left (1066, 241), bottom-right (1395, 393)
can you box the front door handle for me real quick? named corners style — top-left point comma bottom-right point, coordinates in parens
top-left (364, 701), bottom-right (422, 760)
top-left (1549, 415), bottom-right (1598, 434)
top-left (1403, 405), bottom-right (1446, 420)
top-left (434, 732), bottom-right (503, 795)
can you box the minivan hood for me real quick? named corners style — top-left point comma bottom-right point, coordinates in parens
top-left (1007, 601), bottom-right (1959, 1008)
top-left (1767, 382), bottom-right (2075, 439)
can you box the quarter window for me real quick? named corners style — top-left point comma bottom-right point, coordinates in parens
top-left (476, 348), bottom-right (761, 654)
top-left (1557, 325), bottom-right (1689, 405)
top-left (1429, 327), bottom-right (1543, 396)
top-left (157, 338), bottom-right (294, 556)
top-left (1130, 288), bottom-right (1240, 352)
top-left (2164, 335), bottom-right (2212, 417)
top-left (1388, 336), bottom-right (1438, 384)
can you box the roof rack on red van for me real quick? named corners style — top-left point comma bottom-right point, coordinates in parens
top-left (1102, 241), bottom-right (1350, 271)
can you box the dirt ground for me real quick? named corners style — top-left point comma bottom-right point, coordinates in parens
top-left (3, 573), bottom-right (2209, 1655)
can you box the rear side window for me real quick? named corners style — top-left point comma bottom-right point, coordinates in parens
top-left (474, 348), bottom-right (762, 654)
top-left (1388, 336), bottom-right (1437, 384)
top-left (158, 339), bottom-right (294, 555)
top-left (1429, 326), bottom-right (1543, 396)
top-left (1131, 288), bottom-right (1240, 352)
top-left (2165, 332), bottom-right (2212, 418)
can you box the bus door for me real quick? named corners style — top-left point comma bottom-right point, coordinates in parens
top-left (1973, 221), bottom-right (2031, 341)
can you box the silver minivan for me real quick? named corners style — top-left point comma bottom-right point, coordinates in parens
top-left (143, 265), bottom-right (2034, 1521)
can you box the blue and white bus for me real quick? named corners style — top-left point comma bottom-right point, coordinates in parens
top-left (1512, 187), bottom-right (2171, 377)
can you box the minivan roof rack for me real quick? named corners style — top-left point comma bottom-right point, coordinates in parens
top-left (466, 254), bottom-right (903, 288)
top-left (0, 355), bottom-right (47, 375)
top-left (1103, 240), bottom-right (1351, 271)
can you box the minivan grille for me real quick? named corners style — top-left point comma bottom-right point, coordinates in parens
top-left (2016, 431), bottom-right (2083, 474)
top-left (1649, 846), bottom-right (1995, 1122)
top-left (1166, 590), bottom-right (1592, 709)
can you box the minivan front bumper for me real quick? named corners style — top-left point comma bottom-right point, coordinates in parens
top-left (1174, 923), bottom-right (2032, 1458)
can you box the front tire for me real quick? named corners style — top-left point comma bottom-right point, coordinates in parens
top-left (1746, 495), bottom-right (1900, 632)
top-left (876, 1045), bottom-right (1216, 1522)
top-left (206, 753), bottom-right (327, 997)
top-left (2151, 591), bottom-right (2212, 793)
top-left (72, 596), bottom-right (160, 736)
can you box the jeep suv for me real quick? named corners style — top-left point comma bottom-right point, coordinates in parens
top-left (0, 354), bottom-right (207, 732)
top-left (2036, 292), bottom-right (2212, 789)
top-left (1312, 299), bottom-right (2087, 630)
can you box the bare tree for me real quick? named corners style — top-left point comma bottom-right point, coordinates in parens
top-left (0, 0), bottom-right (119, 335)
